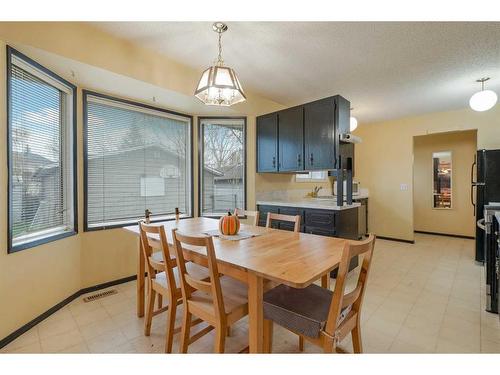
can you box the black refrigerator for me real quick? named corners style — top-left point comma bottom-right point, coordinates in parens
top-left (473, 149), bottom-right (500, 263)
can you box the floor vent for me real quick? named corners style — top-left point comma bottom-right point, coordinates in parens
top-left (83, 289), bottom-right (117, 303)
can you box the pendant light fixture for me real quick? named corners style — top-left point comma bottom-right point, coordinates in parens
top-left (469, 77), bottom-right (497, 112)
top-left (194, 22), bottom-right (246, 106)
top-left (350, 107), bottom-right (358, 132)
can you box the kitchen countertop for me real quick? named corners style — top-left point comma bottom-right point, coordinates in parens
top-left (256, 198), bottom-right (361, 211)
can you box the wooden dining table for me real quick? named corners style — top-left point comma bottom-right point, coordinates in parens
top-left (123, 217), bottom-right (347, 353)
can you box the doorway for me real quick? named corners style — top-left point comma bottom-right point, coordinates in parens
top-left (412, 130), bottom-right (477, 238)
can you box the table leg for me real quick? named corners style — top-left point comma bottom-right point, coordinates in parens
top-left (248, 272), bottom-right (264, 353)
top-left (137, 238), bottom-right (145, 317)
top-left (321, 273), bottom-right (331, 289)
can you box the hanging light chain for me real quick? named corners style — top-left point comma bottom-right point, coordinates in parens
top-left (217, 29), bottom-right (224, 66)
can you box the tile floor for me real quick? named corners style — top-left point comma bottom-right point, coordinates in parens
top-left (1, 233), bottom-right (500, 354)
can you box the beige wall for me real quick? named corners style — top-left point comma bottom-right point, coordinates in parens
top-left (0, 22), bottom-right (283, 339)
top-left (413, 130), bottom-right (477, 237)
top-left (355, 106), bottom-right (500, 242)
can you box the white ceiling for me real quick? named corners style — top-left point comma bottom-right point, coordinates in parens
top-left (92, 22), bottom-right (500, 123)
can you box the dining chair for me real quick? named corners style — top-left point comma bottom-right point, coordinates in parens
top-left (262, 234), bottom-right (376, 353)
top-left (234, 208), bottom-right (260, 226)
top-left (172, 229), bottom-right (249, 353)
top-left (138, 222), bottom-right (209, 353)
top-left (266, 212), bottom-right (301, 232)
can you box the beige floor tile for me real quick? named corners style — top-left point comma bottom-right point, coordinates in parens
top-left (3, 341), bottom-right (42, 354)
top-left (58, 342), bottom-right (90, 353)
top-left (481, 311), bottom-right (500, 328)
top-left (481, 338), bottom-right (500, 353)
top-left (85, 328), bottom-right (129, 353)
top-left (68, 299), bottom-right (103, 317)
top-left (436, 337), bottom-right (479, 353)
top-left (73, 306), bottom-right (110, 327)
top-left (37, 316), bottom-right (78, 340)
top-left (481, 325), bottom-right (500, 344)
top-left (128, 335), bottom-right (161, 353)
top-left (360, 326), bottom-right (394, 352)
top-left (402, 313), bottom-right (443, 337)
top-left (395, 325), bottom-right (438, 351)
top-left (40, 329), bottom-right (85, 353)
top-left (119, 318), bottom-right (146, 340)
top-left (102, 297), bottom-right (136, 316)
top-left (78, 316), bottom-right (121, 341)
top-left (0, 328), bottom-right (39, 352)
top-left (389, 338), bottom-right (430, 353)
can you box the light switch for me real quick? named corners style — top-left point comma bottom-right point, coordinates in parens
top-left (400, 183), bottom-right (409, 191)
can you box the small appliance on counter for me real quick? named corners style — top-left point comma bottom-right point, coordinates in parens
top-left (334, 180), bottom-right (360, 196)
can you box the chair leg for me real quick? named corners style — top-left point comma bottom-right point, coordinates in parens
top-left (351, 322), bottom-right (363, 353)
top-left (179, 309), bottom-right (192, 354)
top-left (226, 326), bottom-right (232, 337)
top-left (164, 298), bottom-right (177, 353)
top-left (323, 337), bottom-right (336, 353)
top-left (157, 295), bottom-right (163, 310)
top-left (144, 289), bottom-right (156, 336)
top-left (298, 335), bottom-right (304, 352)
top-left (263, 319), bottom-right (273, 353)
top-left (214, 324), bottom-right (226, 353)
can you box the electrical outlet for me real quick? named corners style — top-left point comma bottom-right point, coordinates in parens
top-left (400, 183), bottom-right (409, 191)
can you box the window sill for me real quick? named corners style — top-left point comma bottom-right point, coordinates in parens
top-left (9, 230), bottom-right (78, 254)
top-left (84, 214), bottom-right (194, 232)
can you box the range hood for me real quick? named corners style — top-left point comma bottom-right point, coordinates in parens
top-left (339, 133), bottom-right (362, 144)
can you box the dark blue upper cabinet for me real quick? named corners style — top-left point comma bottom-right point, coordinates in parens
top-left (278, 106), bottom-right (304, 172)
top-left (257, 112), bottom-right (278, 172)
top-left (304, 97), bottom-right (336, 170)
top-left (257, 95), bottom-right (350, 173)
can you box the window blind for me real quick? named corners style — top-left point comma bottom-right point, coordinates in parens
top-left (85, 94), bottom-right (192, 229)
top-left (200, 118), bottom-right (246, 217)
top-left (9, 51), bottom-right (75, 251)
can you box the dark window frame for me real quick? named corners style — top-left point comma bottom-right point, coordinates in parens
top-left (6, 46), bottom-right (78, 254)
top-left (198, 116), bottom-right (247, 218)
top-left (82, 90), bottom-right (194, 231)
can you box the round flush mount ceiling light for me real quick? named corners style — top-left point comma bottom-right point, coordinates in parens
top-left (194, 22), bottom-right (246, 107)
top-left (469, 77), bottom-right (497, 112)
top-left (350, 107), bottom-right (358, 131)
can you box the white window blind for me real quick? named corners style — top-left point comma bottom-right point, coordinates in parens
top-left (85, 94), bottom-right (192, 229)
top-left (200, 118), bottom-right (245, 217)
top-left (9, 50), bottom-right (76, 251)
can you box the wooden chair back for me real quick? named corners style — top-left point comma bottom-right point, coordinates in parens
top-left (266, 212), bottom-right (301, 233)
top-left (172, 229), bottom-right (226, 323)
top-left (138, 222), bottom-right (177, 290)
top-left (324, 234), bottom-right (376, 337)
top-left (234, 208), bottom-right (260, 226)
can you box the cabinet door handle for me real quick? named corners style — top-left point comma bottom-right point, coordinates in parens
top-left (272, 156), bottom-right (276, 168)
top-left (297, 154), bottom-right (302, 166)
top-left (310, 153), bottom-right (314, 165)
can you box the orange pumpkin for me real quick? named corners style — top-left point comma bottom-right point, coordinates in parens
top-left (219, 212), bottom-right (240, 235)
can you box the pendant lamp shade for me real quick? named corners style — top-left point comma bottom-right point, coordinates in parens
top-left (195, 65), bottom-right (246, 106)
